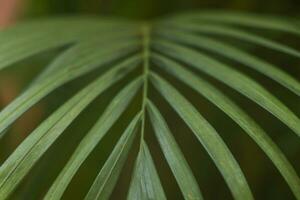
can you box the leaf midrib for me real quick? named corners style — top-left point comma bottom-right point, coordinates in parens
top-left (139, 24), bottom-right (151, 148)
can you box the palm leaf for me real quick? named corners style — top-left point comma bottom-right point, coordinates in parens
top-left (159, 21), bottom-right (300, 58)
top-left (0, 40), bottom-right (141, 137)
top-left (0, 58), bottom-right (140, 199)
top-left (152, 40), bottom-right (300, 136)
top-left (44, 78), bottom-right (142, 199)
top-left (147, 100), bottom-right (203, 199)
top-left (151, 54), bottom-right (300, 198)
top-left (0, 17), bottom-right (137, 70)
top-left (170, 11), bottom-right (300, 34)
top-left (127, 141), bottom-right (167, 200)
top-left (155, 29), bottom-right (300, 95)
top-left (0, 11), bottom-right (299, 199)
top-left (150, 72), bottom-right (253, 200)
top-left (85, 113), bottom-right (141, 200)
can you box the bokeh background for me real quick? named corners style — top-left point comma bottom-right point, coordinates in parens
top-left (0, 0), bottom-right (300, 199)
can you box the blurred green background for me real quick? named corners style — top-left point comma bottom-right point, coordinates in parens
top-left (0, 0), bottom-right (300, 199)
top-left (25, 0), bottom-right (300, 19)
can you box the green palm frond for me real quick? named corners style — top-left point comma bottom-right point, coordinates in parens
top-left (0, 11), bottom-right (299, 200)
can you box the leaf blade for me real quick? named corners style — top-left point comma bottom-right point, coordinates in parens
top-left (44, 77), bottom-right (142, 200)
top-left (158, 22), bottom-right (300, 58)
top-left (155, 29), bottom-right (300, 96)
top-left (85, 113), bottom-right (141, 200)
top-left (153, 40), bottom-right (300, 137)
top-left (0, 18), bottom-right (138, 71)
top-left (152, 54), bottom-right (300, 199)
top-left (0, 57), bottom-right (139, 199)
top-left (127, 141), bottom-right (167, 200)
top-left (147, 100), bottom-right (203, 200)
top-left (0, 40), bottom-right (141, 138)
top-left (172, 11), bottom-right (300, 35)
top-left (150, 73), bottom-right (254, 200)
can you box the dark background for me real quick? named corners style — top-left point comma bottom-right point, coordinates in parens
top-left (26, 0), bottom-right (300, 19)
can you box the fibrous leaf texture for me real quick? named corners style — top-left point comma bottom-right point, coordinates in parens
top-left (0, 11), bottom-right (299, 200)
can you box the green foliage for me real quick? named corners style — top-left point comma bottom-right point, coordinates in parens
top-left (0, 11), bottom-right (300, 199)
